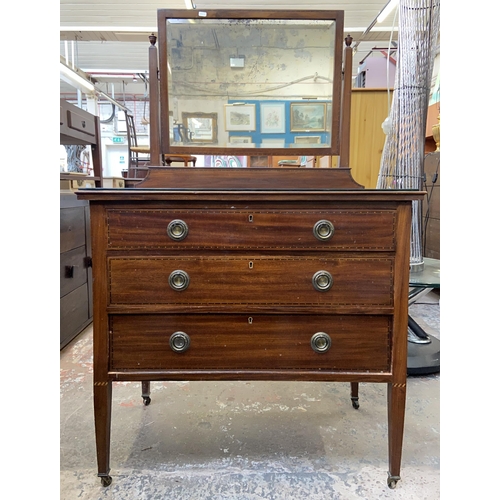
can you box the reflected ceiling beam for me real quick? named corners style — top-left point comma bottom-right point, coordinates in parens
top-left (353, 0), bottom-right (399, 52)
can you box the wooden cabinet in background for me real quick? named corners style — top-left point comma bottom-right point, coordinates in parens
top-left (60, 193), bottom-right (93, 349)
top-left (425, 102), bottom-right (439, 154)
top-left (348, 89), bottom-right (392, 188)
top-left (60, 100), bottom-right (103, 349)
top-left (346, 91), bottom-right (439, 190)
top-left (422, 151), bottom-right (440, 259)
top-left (60, 99), bottom-right (104, 188)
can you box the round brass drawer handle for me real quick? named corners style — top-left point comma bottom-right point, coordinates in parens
top-left (167, 219), bottom-right (189, 241)
top-left (313, 219), bottom-right (334, 241)
top-left (169, 331), bottom-right (190, 353)
top-left (311, 332), bottom-right (332, 353)
top-left (312, 270), bottom-right (333, 291)
top-left (168, 270), bottom-right (190, 291)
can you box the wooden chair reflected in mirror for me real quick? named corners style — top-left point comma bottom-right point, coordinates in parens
top-left (125, 113), bottom-right (150, 179)
top-left (126, 111), bottom-right (196, 180)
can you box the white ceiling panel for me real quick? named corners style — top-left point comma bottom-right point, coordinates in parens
top-left (60, 1), bottom-right (405, 96)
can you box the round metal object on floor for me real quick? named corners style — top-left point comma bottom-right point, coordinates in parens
top-left (408, 334), bottom-right (440, 375)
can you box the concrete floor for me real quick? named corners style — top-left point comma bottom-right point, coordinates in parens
top-left (60, 291), bottom-right (440, 500)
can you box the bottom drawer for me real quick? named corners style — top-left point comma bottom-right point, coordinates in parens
top-left (60, 283), bottom-right (91, 348)
top-left (110, 314), bottom-right (391, 372)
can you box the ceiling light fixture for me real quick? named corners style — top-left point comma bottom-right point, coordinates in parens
top-left (230, 55), bottom-right (245, 68)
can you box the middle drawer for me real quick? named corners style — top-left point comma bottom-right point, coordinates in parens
top-left (108, 256), bottom-right (394, 307)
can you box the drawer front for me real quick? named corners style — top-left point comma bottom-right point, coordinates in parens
top-left (60, 283), bottom-right (91, 346)
top-left (110, 314), bottom-right (391, 372)
top-left (61, 206), bottom-right (87, 253)
top-left (66, 108), bottom-right (96, 137)
top-left (61, 246), bottom-right (88, 297)
top-left (106, 209), bottom-right (396, 251)
top-left (108, 256), bottom-right (393, 307)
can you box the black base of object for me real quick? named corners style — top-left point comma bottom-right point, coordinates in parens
top-left (407, 314), bottom-right (440, 375)
top-left (408, 335), bottom-right (440, 375)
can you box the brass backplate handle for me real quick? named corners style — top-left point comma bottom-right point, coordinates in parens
top-left (311, 332), bottom-right (332, 353)
top-left (167, 219), bottom-right (189, 241)
top-left (169, 331), bottom-right (191, 353)
top-left (313, 219), bottom-right (335, 241)
top-left (312, 270), bottom-right (333, 291)
top-left (169, 270), bottom-right (190, 291)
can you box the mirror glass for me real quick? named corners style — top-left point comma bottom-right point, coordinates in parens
top-left (159, 12), bottom-right (343, 155)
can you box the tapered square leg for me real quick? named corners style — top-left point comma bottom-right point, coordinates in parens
top-left (387, 382), bottom-right (406, 488)
top-left (141, 381), bottom-right (151, 406)
top-left (350, 382), bottom-right (359, 409)
top-left (94, 381), bottom-right (112, 486)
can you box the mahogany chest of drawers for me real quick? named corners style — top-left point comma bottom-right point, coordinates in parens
top-left (77, 167), bottom-right (423, 488)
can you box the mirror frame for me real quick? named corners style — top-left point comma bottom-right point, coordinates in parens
top-left (156, 9), bottom-right (345, 157)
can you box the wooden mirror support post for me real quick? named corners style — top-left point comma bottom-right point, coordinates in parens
top-left (339, 34), bottom-right (353, 169)
top-left (148, 33), bottom-right (161, 166)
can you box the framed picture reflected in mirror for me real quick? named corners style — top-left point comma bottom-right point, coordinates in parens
top-left (182, 112), bottom-right (218, 143)
top-left (224, 104), bottom-right (256, 132)
top-left (290, 103), bottom-right (327, 132)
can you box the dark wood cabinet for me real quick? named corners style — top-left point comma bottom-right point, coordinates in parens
top-left (60, 99), bottom-right (103, 348)
top-left (60, 193), bottom-right (93, 349)
top-left (60, 99), bottom-right (103, 187)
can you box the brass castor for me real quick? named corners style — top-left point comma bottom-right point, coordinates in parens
top-left (143, 396), bottom-right (151, 406)
top-left (100, 475), bottom-right (112, 487)
top-left (387, 474), bottom-right (401, 489)
top-left (351, 397), bottom-right (360, 409)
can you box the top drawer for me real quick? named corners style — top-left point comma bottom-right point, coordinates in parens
top-left (106, 209), bottom-right (396, 251)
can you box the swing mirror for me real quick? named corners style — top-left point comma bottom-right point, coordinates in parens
top-left (157, 9), bottom-right (345, 156)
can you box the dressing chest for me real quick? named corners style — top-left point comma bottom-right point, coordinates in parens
top-left (77, 167), bottom-right (423, 488)
top-left (76, 8), bottom-right (426, 489)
